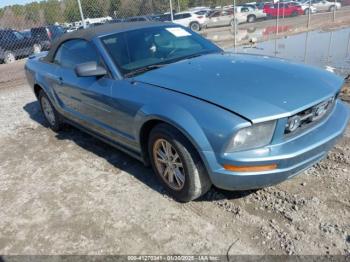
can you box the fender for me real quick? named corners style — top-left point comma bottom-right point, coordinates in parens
top-left (134, 103), bottom-right (214, 170)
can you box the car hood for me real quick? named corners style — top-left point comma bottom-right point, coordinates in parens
top-left (134, 53), bottom-right (343, 123)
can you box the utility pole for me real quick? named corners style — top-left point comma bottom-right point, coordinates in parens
top-left (307, 0), bottom-right (311, 28)
top-left (233, 0), bottom-right (237, 51)
top-left (77, 0), bottom-right (86, 28)
top-left (170, 0), bottom-right (174, 21)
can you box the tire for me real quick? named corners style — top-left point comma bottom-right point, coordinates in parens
top-left (148, 123), bottom-right (212, 202)
top-left (190, 22), bottom-right (201, 31)
top-left (247, 15), bottom-right (256, 23)
top-left (329, 5), bottom-right (336, 11)
top-left (33, 43), bottom-right (42, 54)
top-left (291, 11), bottom-right (298, 16)
top-left (4, 51), bottom-right (15, 64)
top-left (304, 8), bottom-right (310, 15)
top-left (230, 19), bottom-right (236, 27)
top-left (38, 90), bottom-right (64, 132)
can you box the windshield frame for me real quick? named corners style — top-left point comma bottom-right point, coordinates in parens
top-left (100, 25), bottom-right (222, 79)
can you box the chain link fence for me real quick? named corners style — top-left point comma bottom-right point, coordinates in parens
top-left (0, 0), bottom-right (348, 63)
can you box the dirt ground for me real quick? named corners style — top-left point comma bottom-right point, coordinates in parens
top-left (0, 27), bottom-right (350, 255)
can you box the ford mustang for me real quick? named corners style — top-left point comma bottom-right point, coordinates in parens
top-left (25, 22), bottom-right (349, 202)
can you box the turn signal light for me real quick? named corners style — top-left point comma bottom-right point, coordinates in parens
top-left (223, 164), bottom-right (277, 172)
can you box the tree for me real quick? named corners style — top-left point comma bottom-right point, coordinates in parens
top-left (63, 0), bottom-right (81, 22)
top-left (43, 0), bottom-right (63, 24)
top-left (109, 0), bottom-right (121, 17)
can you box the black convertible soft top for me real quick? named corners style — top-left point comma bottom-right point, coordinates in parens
top-left (44, 21), bottom-right (168, 62)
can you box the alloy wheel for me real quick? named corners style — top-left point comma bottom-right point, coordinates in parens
top-left (41, 96), bottom-right (56, 126)
top-left (153, 138), bottom-right (185, 191)
top-left (5, 52), bottom-right (15, 64)
top-left (33, 44), bottom-right (42, 54)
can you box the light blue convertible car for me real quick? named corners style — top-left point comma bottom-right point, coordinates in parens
top-left (25, 22), bottom-right (349, 202)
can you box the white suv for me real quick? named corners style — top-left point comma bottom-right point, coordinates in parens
top-left (173, 12), bottom-right (207, 31)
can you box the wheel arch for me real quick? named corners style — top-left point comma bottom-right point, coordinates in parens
top-left (136, 111), bottom-right (213, 175)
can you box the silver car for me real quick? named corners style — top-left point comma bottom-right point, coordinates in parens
top-left (204, 10), bottom-right (246, 28)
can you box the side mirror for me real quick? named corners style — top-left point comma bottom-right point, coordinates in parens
top-left (75, 61), bottom-right (107, 77)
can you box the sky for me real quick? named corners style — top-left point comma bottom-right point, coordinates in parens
top-left (0, 0), bottom-right (39, 8)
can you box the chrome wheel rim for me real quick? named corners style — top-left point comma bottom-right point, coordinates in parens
top-left (41, 96), bottom-right (55, 126)
top-left (33, 44), bottom-right (41, 54)
top-left (153, 138), bottom-right (185, 191)
top-left (191, 23), bottom-right (200, 31)
top-left (5, 52), bottom-right (15, 63)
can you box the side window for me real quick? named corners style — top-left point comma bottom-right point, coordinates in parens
top-left (242, 7), bottom-right (249, 12)
top-left (174, 14), bottom-right (183, 20)
top-left (53, 39), bottom-right (99, 69)
top-left (211, 11), bottom-right (221, 17)
top-left (183, 13), bottom-right (191, 18)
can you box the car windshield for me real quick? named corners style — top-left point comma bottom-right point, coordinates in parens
top-left (101, 25), bottom-right (221, 77)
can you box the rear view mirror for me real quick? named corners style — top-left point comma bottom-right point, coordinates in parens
top-left (75, 61), bottom-right (107, 77)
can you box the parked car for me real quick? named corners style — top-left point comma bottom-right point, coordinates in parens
top-left (124, 15), bottom-right (155, 22)
top-left (236, 5), bottom-right (267, 23)
top-left (30, 25), bottom-right (65, 46)
top-left (152, 14), bottom-right (172, 22)
top-left (291, 1), bottom-right (317, 14)
top-left (173, 11), bottom-right (207, 31)
top-left (20, 29), bottom-right (51, 52)
top-left (204, 10), bottom-right (246, 28)
top-left (302, 0), bottom-right (341, 11)
top-left (264, 2), bottom-right (304, 17)
top-left (25, 22), bottom-right (349, 202)
top-left (0, 29), bottom-right (40, 63)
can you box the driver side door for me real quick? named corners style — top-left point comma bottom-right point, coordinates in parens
top-left (52, 39), bottom-right (118, 138)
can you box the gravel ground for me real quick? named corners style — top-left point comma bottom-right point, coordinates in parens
top-left (0, 33), bottom-right (350, 255)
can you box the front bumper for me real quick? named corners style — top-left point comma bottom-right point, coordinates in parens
top-left (204, 100), bottom-right (349, 191)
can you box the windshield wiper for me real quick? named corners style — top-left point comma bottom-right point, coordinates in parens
top-left (124, 64), bottom-right (165, 78)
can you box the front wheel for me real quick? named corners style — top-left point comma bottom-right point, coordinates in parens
top-left (304, 8), bottom-right (310, 15)
top-left (190, 22), bottom-right (201, 31)
top-left (39, 90), bottom-right (64, 132)
top-left (291, 11), bottom-right (299, 16)
top-left (4, 51), bottom-right (15, 64)
top-left (148, 124), bottom-right (211, 202)
top-left (329, 5), bottom-right (336, 11)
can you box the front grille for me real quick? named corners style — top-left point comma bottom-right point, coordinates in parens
top-left (284, 96), bottom-right (335, 135)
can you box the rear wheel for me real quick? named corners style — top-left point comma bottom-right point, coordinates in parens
top-left (304, 8), bottom-right (310, 15)
top-left (148, 123), bottom-right (211, 202)
top-left (33, 43), bottom-right (42, 54)
top-left (4, 51), bottom-right (15, 64)
top-left (38, 90), bottom-right (64, 132)
top-left (291, 11), bottom-right (299, 16)
top-left (190, 22), bottom-right (201, 31)
top-left (247, 15), bottom-right (256, 23)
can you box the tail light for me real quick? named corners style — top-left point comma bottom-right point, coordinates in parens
top-left (198, 16), bottom-right (204, 18)
top-left (46, 28), bottom-right (52, 40)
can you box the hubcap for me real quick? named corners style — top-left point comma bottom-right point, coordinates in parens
top-left (5, 52), bottom-right (15, 63)
top-left (191, 23), bottom-right (199, 31)
top-left (33, 44), bottom-right (41, 54)
top-left (153, 139), bottom-right (185, 191)
top-left (41, 96), bottom-right (55, 126)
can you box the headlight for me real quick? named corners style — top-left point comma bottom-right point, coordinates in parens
top-left (226, 121), bottom-right (276, 152)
